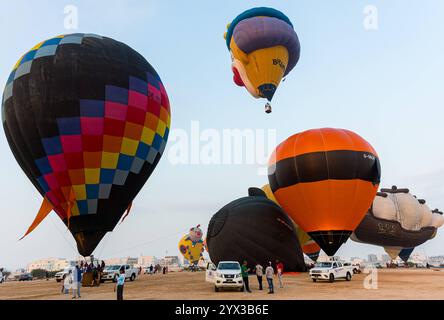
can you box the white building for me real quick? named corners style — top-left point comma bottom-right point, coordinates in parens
top-left (138, 256), bottom-right (157, 267)
top-left (27, 258), bottom-right (70, 272)
top-left (104, 257), bottom-right (138, 266)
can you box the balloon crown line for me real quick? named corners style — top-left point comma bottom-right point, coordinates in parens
top-left (380, 185), bottom-right (410, 194)
top-left (377, 187), bottom-right (441, 212)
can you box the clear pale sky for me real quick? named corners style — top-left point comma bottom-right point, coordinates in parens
top-left (1, 0), bottom-right (444, 269)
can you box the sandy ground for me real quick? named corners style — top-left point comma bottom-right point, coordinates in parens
top-left (1, 268), bottom-right (444, 300)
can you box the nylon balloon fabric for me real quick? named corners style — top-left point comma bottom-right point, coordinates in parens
top-left (268, 128), bottom-right (381, 256)
top-left (2, 34), bottom-right (171, 256)
top-left (206, 194), bottom-right (306, 272)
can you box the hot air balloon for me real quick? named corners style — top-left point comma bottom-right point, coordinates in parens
top-left (302, 239), bottom-right (321, 263)
top-left (178, 225), bottom-right (205, 265)
top-left (224, 7), bottom-right (300, 113)
top-left (351, 186), bottom-right (444, 256)
top-left (268, 128), bottom-right (381, 256)
top-left (384, 247), bottom-right (402, 260)
top-left (206, 189), bottom-right (306, 271)
top-left (2, 34), bottom-right (171, 256)
top-left (399, 247), bottom-right (415, 263)
top-left (262, 184), bottom-right (320, 261)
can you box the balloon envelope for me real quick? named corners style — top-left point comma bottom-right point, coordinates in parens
top-left (225, 7), bottom-right (300, 102)
top-left (178, 229), bottom-right (205, 265)
top-left (262, 184), bottom-right (320, 261)
top-left (351, 187), bottom-right (442, 251)
top-left (206, 193), bottom-right (306, 271)
top-left (2, 34), bottom-right (171, 256)
top-left (399, 247), bottom-right (415, 263)
top-left (268, 128), bottom-right (381, 256)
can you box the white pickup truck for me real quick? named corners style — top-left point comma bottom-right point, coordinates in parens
top-left (309, 261), bottom-right (353, 282)
top-left (343, 262), bottom-right (361, 274)
top-left (101, 264), bottom-right (138, 282)
top-left (206, 261), bottom-right (244, 292)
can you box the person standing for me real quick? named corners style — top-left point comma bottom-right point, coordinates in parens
top-left (276, 259), bottom-right (284, 288)
top-left (254, 263), bottom-right (264, 290)
top-left (265, 262), bottom-right (274, 294)
top-left (115, 267), bottom-right (125, 300)
top-left (241, 260), bottom-right (251, 293)
top-left (72, 265), bottom-right (82, 298)
top-left (62, 270), bottom-right (72, 294)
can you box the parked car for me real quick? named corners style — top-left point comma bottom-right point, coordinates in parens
top-left (101, 265), bottom-right (138, 282)
top-left (55, 267), bottom-right (75, 282)
top-left (17, 273), bottom-right (33, 281)
top-left (206, 261), bottom-right (244, 292)
top-left (0, 271), bottom-right (5, 283)
top-left (343, 262), bottom-right (361, 274)
top-left (309, 261), bottom-right (352, 282)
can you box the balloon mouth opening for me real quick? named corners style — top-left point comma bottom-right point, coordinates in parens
top-left (73, 230), bottom-right (107, 257)
top-left (232, 67), bottom-right (244, 87)
top-left (258, 83), bottom-right (277, 101)
top-left (308, 230), bottom-right (352, 257)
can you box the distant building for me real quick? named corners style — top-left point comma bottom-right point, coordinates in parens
top-left (350, 257), bottom-right (364, 264)
top-left (27, 258), bottom-right (70, 272)
top-left (160, 256), bottom-right (179, 267)
top-left (377, 254), bottom-right (391, 263)
top-left (104, 257), bottom-right (138, 266)
top-left (138, 256), bottom-right (157, 267)
top-left (429, 256), bottom-right (444, 265)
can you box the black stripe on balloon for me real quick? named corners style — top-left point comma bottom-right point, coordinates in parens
top-left (269, 150), bottom-right (381, 193)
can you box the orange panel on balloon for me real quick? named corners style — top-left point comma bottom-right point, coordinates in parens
top-left (274, 180), bottom-right (378, 232)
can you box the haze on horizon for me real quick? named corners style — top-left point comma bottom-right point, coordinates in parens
top-left (1, 0), bottom-right (444, 270)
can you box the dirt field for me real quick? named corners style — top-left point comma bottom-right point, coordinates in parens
top-left (1, 269), bottom-right (444, 300)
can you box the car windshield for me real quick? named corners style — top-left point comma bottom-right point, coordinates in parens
top-left (315, 262), bottom-right (332, 268)
top-left (105, 265), bottom-right (120, 271)
top-left (218, 263), bottom-right (240, 270)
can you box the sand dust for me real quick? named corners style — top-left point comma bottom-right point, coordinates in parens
top-left (1, 268), bottom-right (443, 300)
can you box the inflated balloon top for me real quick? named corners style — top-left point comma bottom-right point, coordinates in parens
top-left (224, 7), bottom-right (300, 113)
top-left (2, 34), bottom-right (171, 256)
top-left (206, 189), bottom-right (306, 271)
top-left (178, 225), bottom-right (205, 264)
top-left (268, 128), bottom-right (381, 256)
top-left (188, 224), bottom-right (203, 243)
top-left (351, 186), bottom-right (444, 252)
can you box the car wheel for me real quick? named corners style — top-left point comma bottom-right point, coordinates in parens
top-left (56, 279), bottom-right (61, 283)
top-left (329, 273), bottom-right (335, 282)
top-left (353, 268), bottom-right (357, 274)
top-left (346, 272), bottom-right (352, 281)
top-left (214, 286), bottom-right (219, 292)
top-left (312, 278), bottom-right (317, 282)
top-left (130, 274), bottom-right (135, 281)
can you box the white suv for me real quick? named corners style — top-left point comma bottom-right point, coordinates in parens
top-left (206, 261), bottom-right (243, 292)
top-left (55, 267), bottom-right (75, 282)
top-left (310, 261), bottom-right (352, 282)
top-left (101, 265), bottom-right (138, 282)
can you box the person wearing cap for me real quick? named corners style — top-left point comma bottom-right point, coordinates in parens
top-left (265, 262), bottom-right (274, 294)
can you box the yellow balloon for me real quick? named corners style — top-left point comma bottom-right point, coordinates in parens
top-left (178, 235), bottom-right (204, 264)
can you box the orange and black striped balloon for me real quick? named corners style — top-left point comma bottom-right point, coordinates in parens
top-left (268, 128), bottom-right (381, 256)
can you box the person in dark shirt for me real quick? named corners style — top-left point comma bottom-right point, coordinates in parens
top-left (241, 260), bottom-right (251, 293)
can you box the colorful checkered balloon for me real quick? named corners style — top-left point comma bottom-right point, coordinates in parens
top-left (2, 34), bottom-right (171, 256)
